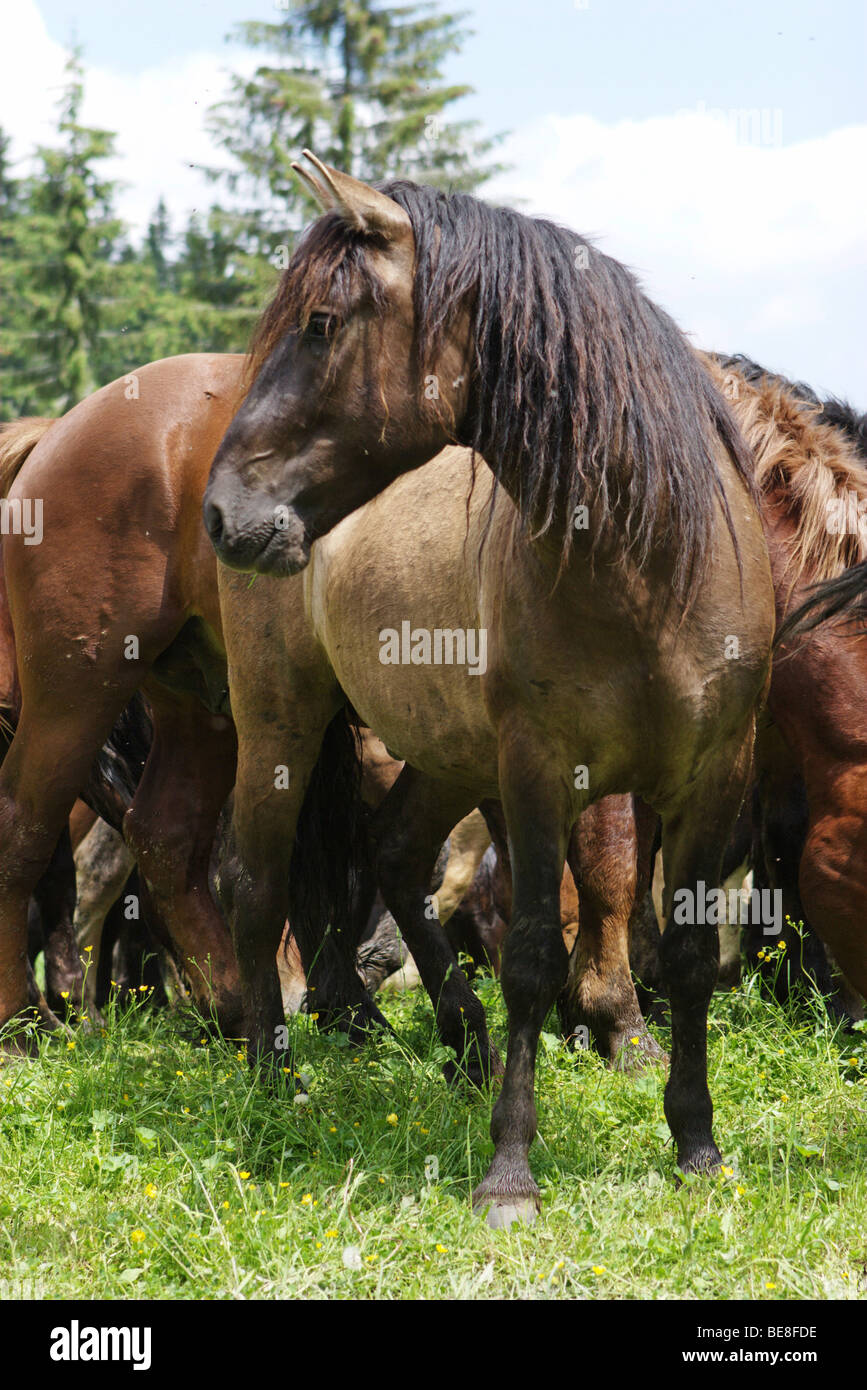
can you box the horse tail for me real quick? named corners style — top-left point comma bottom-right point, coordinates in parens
top-left (776, 560), bottom-right (867, 646)
top-left (287, 708), bottom-right (383, 1028)
top-left (83, 692), bottom-right (154, 832)
top-left (0, 418), bottom-right (54, 498)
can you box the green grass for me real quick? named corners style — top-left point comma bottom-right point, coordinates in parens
top-left (1, 960), bottom-right (866, 1300)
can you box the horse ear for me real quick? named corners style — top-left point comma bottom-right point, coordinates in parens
top-left (290, 150), bottom-right (412, 241)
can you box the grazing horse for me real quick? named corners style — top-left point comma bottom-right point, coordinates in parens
top-left (203, 154), bottom-right (775, 1224)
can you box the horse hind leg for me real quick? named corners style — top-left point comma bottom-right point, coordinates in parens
top-left (285, 713), bottom-right (391, 1041)
top-left (72, 816), bottom-right (135, 1009)
top-left (658, 735), bottom-right (756, 1177)
top-left (35, 826), bottom-right (84, 1017)
top-left (558, 795), bottom-right (665, 1070)
top-left (122, 690), bottom-right (243, 1036)
top-left (0, 693), bottom-right (143, 1052)
top-left (370, 766), bottom-right (502, 1088)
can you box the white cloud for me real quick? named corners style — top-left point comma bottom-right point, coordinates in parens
top-left (0, 0), bottom-right (246, 237)
top-left (486, 110), bottom-right (867, 400)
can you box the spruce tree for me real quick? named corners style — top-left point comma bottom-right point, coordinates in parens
top-left (0, 129), bottom-right (32, 418)
top-left (207, 0), bottom-right (504, 254)
top-left (9, 49), bottom-right (125, 413)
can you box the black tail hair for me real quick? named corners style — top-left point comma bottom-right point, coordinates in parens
top-left (286, 708), bottom-right (380, 1027)
top-left (0, 691), bottom-right (152, 834)
top-left (83, 692), bottom-right (153, 832)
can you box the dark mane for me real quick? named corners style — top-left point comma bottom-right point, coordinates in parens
top-left (715, 353), bottom-right (867, 459)
top-left (251, 182), bottom-right (756, 601)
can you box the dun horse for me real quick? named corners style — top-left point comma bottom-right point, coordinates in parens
top-left (204, 154), bottom-right (775, 1224)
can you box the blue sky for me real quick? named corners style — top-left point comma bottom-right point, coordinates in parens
top-left (3, 0), bottom-right (866, 397)
top-left (35, 0), bottom-right (864, 138)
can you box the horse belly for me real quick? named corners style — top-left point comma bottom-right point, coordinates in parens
top-left (307, 468), bottom-right (500, 788)
top-left (328, 635), bottom-right (498, 786)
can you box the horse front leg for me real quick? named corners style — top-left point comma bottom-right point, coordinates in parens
top-left (471, 732), bottom-right (573, 1228)
top-left (797, 765), bottom-right (867, 1007)
top-left (218, 689), bottom-right (346, 1069)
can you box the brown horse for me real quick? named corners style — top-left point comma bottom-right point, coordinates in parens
top-left (0, 373), bottom-right (245, 1046)
top-left (0, 373), bottom-right (421, 1049)
top-left (203, 154), bottom-right (775, 1224)
top-left (713, 356), bottom-right (867, 1005)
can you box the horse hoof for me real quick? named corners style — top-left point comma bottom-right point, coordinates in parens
top-left (313, 995), bottom-right (392, 1044)
top-left (475, 1196), bottom-right (539, 1230)
top-left (675, 1144), bottom-right (722, 1182)
top-left (0, 1008), bottom-right (65, 1059)
top-left (442, 1046), bottom-right (503, 1091)
top-left (611, 1030), bottom-right (667, 1073)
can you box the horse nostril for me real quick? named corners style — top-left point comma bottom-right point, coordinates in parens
top-left (203, 497), bottom-right (225, 545)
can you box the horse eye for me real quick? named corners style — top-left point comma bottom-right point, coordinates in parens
top-left (306, 312), bottom-right (337, 341)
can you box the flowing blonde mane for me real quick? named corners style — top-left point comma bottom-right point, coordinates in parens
top-left (703, 356), bottom-right (867, 581)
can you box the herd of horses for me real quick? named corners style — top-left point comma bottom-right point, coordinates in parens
top-left (1, 151), bottom-right (866, 1228)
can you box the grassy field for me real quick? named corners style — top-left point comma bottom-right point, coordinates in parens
top-left (1, 957), bottom-right (865, 1300)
